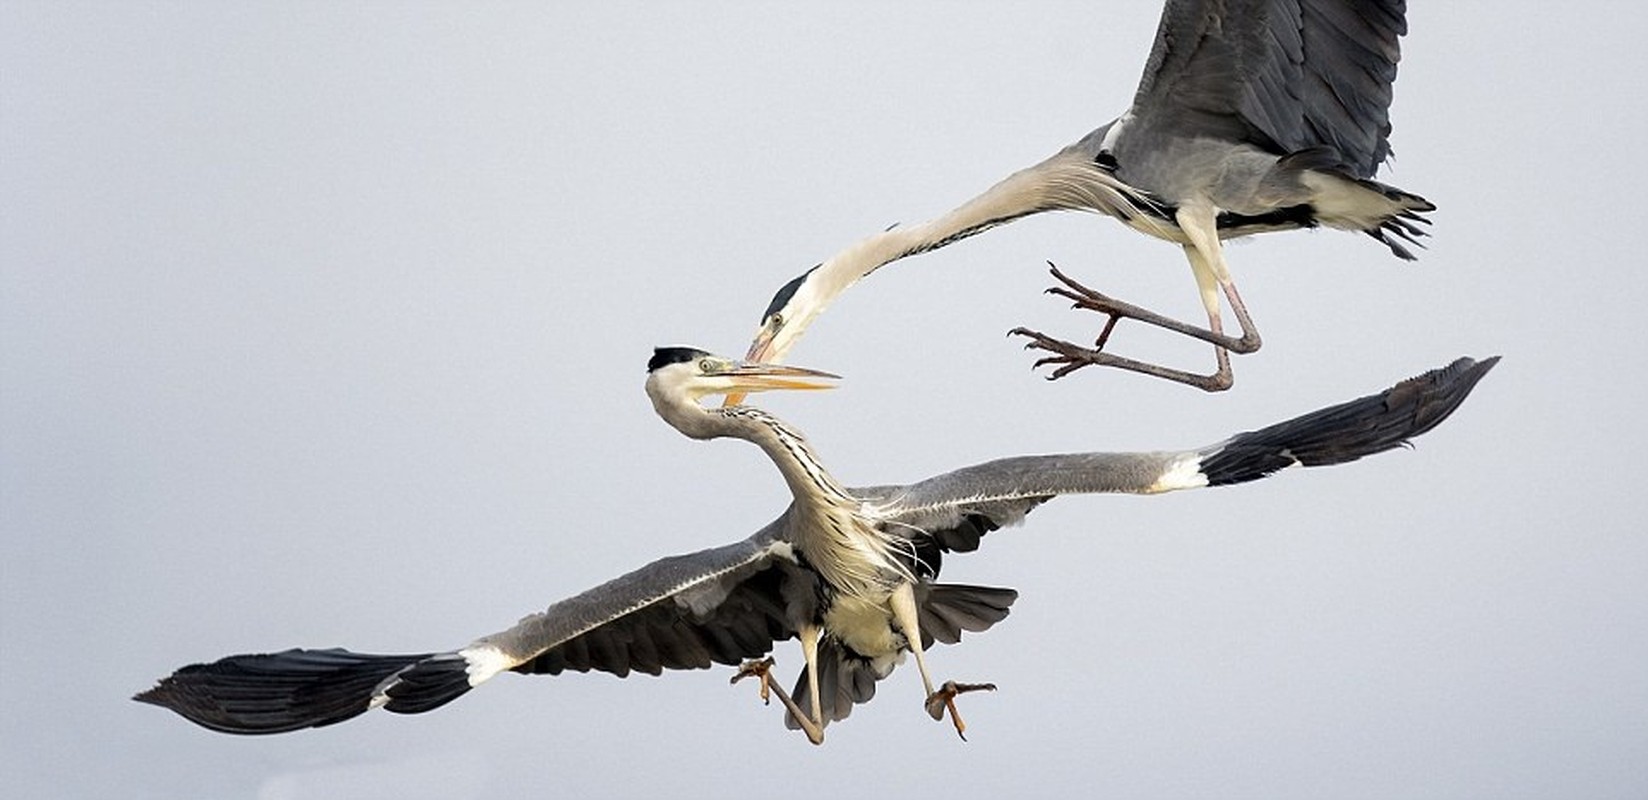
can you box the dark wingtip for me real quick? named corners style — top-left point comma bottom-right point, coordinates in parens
top-left (135, 648), bottom-right (434, 735)
top-left (379, 654), bottom-right (475, 714)
top-left (1200, 356), bottom-right (1498, 486)
top-left (132, 685), bottom-right (169, 707)
top-left (1384, 355), bottom-right (1499, 439)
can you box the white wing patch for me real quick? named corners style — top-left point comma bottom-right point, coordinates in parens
top-left (1100, 112), bottom-right (1132, 151)
top-left (459, 645), bottom-right (513, 688)
top-left (1149, 454), bottom-right (1210, 493)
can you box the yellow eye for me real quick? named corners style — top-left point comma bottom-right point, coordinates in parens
top-left (770, 313), bottom-right (784, 327)
top-left (699, 358), bottom-right (716, 373)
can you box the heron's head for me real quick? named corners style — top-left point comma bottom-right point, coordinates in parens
top-left (645, 346), bottom-right (838, 410)
top-left (745, 265), bottom-right (826, 365)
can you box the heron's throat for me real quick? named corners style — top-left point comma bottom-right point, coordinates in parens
top-left (648, 388), bottom-right (917, 598)
top-left (830, 149), bottom-right (1168, 280)
top-left (719, 406), bottom-right (855, 506)
top-left (763, 150), bottom-right (1164, 366)
top-left (720, 406), bottom-right (916, 598)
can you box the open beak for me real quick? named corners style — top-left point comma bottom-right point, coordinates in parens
top-left (723, 362), bottom-right (839, 397)
top-left (725, 331), bottom-right (785, 407)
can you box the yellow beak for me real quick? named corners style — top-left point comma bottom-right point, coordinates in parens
top-left (725, 331), bottom-right (784, 407)
top-left (722, 362), bottom-right (838, 403)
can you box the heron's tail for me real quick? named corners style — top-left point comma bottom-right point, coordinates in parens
top-left (134, 647), bottom-right (476, 734)
top-left (917, 583), bottom-right (1018, 648)
top-left (1198, 356), bottom-right (1498, 487)
top-left (1283, 148), bottom-right (1434, 260)
top-left (787, 638), bottom-right (878, 731)
top-left (1359, 180), bottom-right (1434, 261)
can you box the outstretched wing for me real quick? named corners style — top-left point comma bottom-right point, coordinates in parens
top-left (862, 357), bottom-right (1496, 553)
top-left (494, 535), bottom-right (807, 680)
top-left (1130, 0), bottom-right (1409, 175)
top-left (135, 518), bottom-right (812, 734)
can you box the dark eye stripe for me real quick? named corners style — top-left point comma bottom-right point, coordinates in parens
top-left (647, 347), bottom-right (712, 372)
top-left (760, 265), bottom-right (819, 322)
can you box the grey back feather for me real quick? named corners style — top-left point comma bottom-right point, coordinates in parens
top-left (1132, 0), bottom-right (1408, 176)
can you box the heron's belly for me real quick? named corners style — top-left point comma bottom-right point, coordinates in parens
top-left (1121, 137), bottom-right (1280, 204)
top-left (1115, 137), bottom-right (1316, 245)
top-left (824, 594), bottom-right (905, 668)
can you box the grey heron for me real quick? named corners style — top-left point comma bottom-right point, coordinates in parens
top-left (744, 0), bottom-right (1428, 392)
top-left (135, 351), bottom-right (1495, 740)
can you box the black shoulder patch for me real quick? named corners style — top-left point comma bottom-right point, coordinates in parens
top-left (1216, 204), bottom-right (1318, 231)
top-left (648, 347), bottom-right (712, 372)
top-left (760, 265), bottom-right (819, 322)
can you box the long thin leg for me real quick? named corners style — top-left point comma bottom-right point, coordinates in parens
top-left (1217, 276), bottom-right (1261, 353)
top-left (889, 582), bottom-right (993, 740)
top-left (1009, 205), bottom-right (1265, 392)
top-left (1178, 205), bottom-right (1262, 356)
top-left (731, 656), bottom-right (825, 745)
top-left (1039, 261), bottom-right (1251, 350)
top-left (1010, 262), bottom-right (1240, 391)
top-left (798, 623), bottom-right (824, 739)
top-left (888, 583), bottom-right (937, 700)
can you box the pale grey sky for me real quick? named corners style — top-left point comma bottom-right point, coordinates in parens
top-left (3, 2), bottom-right (1645, 798)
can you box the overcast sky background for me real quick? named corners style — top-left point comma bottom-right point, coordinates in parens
top-left (4, 2), bottom-right (1645, 798)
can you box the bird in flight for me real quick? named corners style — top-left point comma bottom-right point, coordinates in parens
top-left (744, 0), bottom-right (1428, 392)
top-left (135, 351), bottom-right (1494, 741)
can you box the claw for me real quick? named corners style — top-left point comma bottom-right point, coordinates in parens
top-left (730, 657), bottom-right (826, 746)
top-left (1004, 261), bottom-right (1248, 391)
top-left (924, 680), bottom-right (997, 741)
top-left (731, 657), bottom-right (775, 705)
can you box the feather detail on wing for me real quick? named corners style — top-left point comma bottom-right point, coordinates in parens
top-left (135, 519), bottom-right (814, 734)
top-left (1132, 0), bottom-right (1409, 175)
top-left (859, 356), bottom-right (1495, 553)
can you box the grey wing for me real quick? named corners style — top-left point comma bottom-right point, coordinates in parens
top-left (134, 517), bottom-right (814, 734)
top-left (854, 450), bottom-right (1184, 554)
top-left (861, 356), bottom-right (1496, 554)
top-left (492, 522), bottom-right (808, 678)
top-left (1130, 0), bottom-right (1408, 176)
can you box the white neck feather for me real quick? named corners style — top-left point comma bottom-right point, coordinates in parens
top-left (777, 149), bottom-right (1163, 361)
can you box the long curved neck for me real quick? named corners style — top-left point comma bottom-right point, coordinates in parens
top-left (812, 155), bottom-right (1076, 296)
top-left (646, 382), bottom-right (918, 597)
top-left (647, 387), bottom-right (854, 509)
top-left (783, 149), bottom-right (1155, 360)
